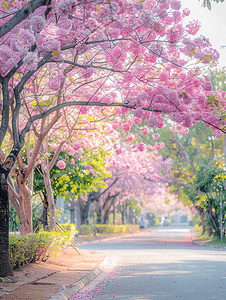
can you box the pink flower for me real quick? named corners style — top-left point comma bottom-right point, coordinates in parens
top-left (71, 158), bottom-right (75, 165)
top-left (85, 165), bottom-right (95, 174)
top-left (141, 127), bottom-right (148, 135)
top-left (49, 80), bottom-right (59, 91)
top-left (57, 160), bottom-right (66, 169)
top-left (23, 52), bottom-right (37, 71)
top-left (137, 142), bottom-right (145, 151)
top-left (122, 123), bottom-right (131, 132)
top-left (134, 107), bottom-right (144, 118)
top-left (112, 124), bottom-right (118, 130)
top-left (176, 124), bottom-right (183, 131)
top-left (182, 114), bottom-right (192, 127)
top-left (68, 148), bottom-right (75, 156)
top-left (116, 148), bottom-right (122, 155)
top-left (186, 20), bottom-right (201, 35)
top-left (124, 164), bottom-right (131, 172)
top-left (155, 142), bottom-right (165, 150)
top-left (62, 144), bottom-right (68, 151)
top-left (80, 106), bottom-right (88, 114)
top-left (212, 129), bottom-right (223, 138)
top-left (73, 143), bottom-right (80, 150)
top-left (134, 117), bottom-right (142, 124)
top-left (126, 134), bottom-right (134, 142)
top-left (140, 11), bottom-right (154, 28)
top-left (168, 90), bottom-right (179, 105)
top-left (147, 145), bottom-right (154, 150)
top-left (30, 16), bottom-right (46, 32)
top-left (169, 127), bottom-right (175, 132)
top-left (82, 67), bottom-right (94, 78)
top-left (152, 133), bottom-right (160, 140)
top-left (180, 128), bottom-right (189, 136)
top-left (123, 72), bottom-right (133, 82)
top-left (147, 116), bottom-right (160, 127)
top-left (203, 81), bottom-right (213, 91)
top-left (183, 8), bottom-right (190, 16)
top-left (159, 72), bottom-right (168, 82)
top-left (171, 0), bottom-right (181, 10)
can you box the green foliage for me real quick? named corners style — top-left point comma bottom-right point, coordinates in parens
top-left (200, 0), bottom-right (224, 10)
top-left (108, 213), bottom-right (121, 224)
top-left (59, 223), bottom-right (77, 232)
top-left (95, 224), bottom-right (128, 234)
top-left (9, 226), bottom-right (77, 269)
top-left (80, 224), bottom-right (93, 235)
top-left (195, 224), bottom-right (213, 240)
top-left (33, 147), bottom-right (112, 199)
top-left (9, 205), bottom-right (20, 232)
top-left (154, 216), bottom-right (160, 226)
top-left (191, 214), bottom-right (200, 226)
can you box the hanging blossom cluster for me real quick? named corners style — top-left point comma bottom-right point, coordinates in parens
top-left (1, 0), bottom-right (225, 161)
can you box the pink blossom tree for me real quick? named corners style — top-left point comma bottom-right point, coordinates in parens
top-left (0, 0), bottom-right (224, 276)
top-left (90, 145), bottom-right (172, 224)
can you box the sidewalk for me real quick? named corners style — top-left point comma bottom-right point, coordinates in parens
top-left (0, 229), bottom-right (155, 299)
top-left (0, 248), bottom-right (106, 300)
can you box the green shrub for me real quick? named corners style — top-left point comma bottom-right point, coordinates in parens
top-left (154, 216), bottom-right (160, 226)
top-left (80, 224), bottom-right (93, 235)
top-left (9, 225), bottom-right (78, 269)
top-left (60, 223), bottom-right (77, 232)
top-left (95, 224), bottom-right (132, 234)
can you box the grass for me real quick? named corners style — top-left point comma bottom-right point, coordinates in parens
top-left (205, 236), bottom-right (226, 246)
top-left (194, 224), bottom-right (226, 246)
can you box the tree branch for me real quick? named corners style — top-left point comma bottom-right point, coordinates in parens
top-left (0, 0), bottom-right (50, 38)
top-left (0, 79), bottom-right (10, 147)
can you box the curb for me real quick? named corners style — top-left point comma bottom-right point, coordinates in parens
top-left (192, 240), bottom-right (226, 249)
top-left (190, 228), bottom-right (226, 249)
top-left (49, 256), bottom-right (118, 300)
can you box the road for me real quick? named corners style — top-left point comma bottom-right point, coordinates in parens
top-left (73, 226), bottom-right (226, 300)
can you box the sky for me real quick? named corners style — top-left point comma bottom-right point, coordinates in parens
top-left (180, 0), bottom-right (226, 68)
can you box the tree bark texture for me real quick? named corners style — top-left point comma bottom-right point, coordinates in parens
top-left (42, 160), bottom-right (55, 231)
top-left (0, 169), bottom-right (13, 277)
top-left (16, 170), bottom-right (32, 235)
top-left (0, 148), bottom-right (21, 277)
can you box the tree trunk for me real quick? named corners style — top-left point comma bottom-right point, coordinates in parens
top-left (124, 202), bottom-right (127, 224)
top-left (0, 168), bottom-right (13, 277)
top-left (94, 199), bottom-right (102, 224)
top-left (70, 197), bottom-right (75, 224)
top-left (113, 197), bottom-right (115, 225)
top-left (43, 194), bottom-right (48, 230)
top-left (43, 164), bottom-right (55, 231)
top-left (102, 195), bottom-right (117, 225)
top-left (78, 195), bottom-right (90, 225)
top-left (121, 205), bottom-right (125, 224)
top-left (16, 170), bottom-right (32, 235)
top-left (0, 146), bottom-right (25, 276)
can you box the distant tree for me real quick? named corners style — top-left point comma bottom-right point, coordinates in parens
top-left (209, 68), bottom-right (226, 92)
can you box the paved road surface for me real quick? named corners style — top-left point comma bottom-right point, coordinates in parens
top-left (74, 226), bottom-right (226, 300)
